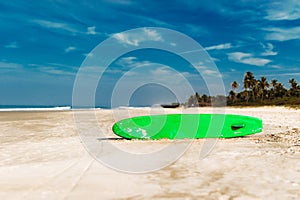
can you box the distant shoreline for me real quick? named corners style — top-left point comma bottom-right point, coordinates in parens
top-left (0, 105), bottom-right (298, 112)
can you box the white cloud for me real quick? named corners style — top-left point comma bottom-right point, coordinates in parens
top-left (33, 20), bottom-right (100, 36)
top-left (0, 61), bottom-right (23, 70)
top-left (77, 65), bottom-right (105, 77)
top-left (4, 41), bottom-right (18, 49)
top-left (40, 68), bottom-right (75, 76)
top-left (202, 69), bottom-right (221, 77)
top-left (269, 65), bottom-right (281, 69)
top-left (87, 26), bottom-right (97, 35)
top-left (112, 28), bottom-right (163, 46)
top-left (117, 56), bottom-right (136, 65)
top-left (265, 72), bottom-right (300, 77)
top-left (151, 66), bottom-right (175, 76)
top-left (83, 52), bottom-right (94, 58)
top-left (228, 52), bottom-right (271, 66)
top-left (178, 49), bottom-right (204, 55)
top-left (29, 64), bottom-right (75, 76)
top-left (32, 19), bottom-right (78, 34)
top-left (204, 43), bottom-right (232, 51)
top-left (65, 46), bottom-right (77, 53)
top-left (113, 32), bottom-right (139, 46)
top-left (265, 0), bottom-right (300, 21)
top-left (228, 52), bottom-right (251, 61)
top-left (261, 43), bottom-right (277, 56)
top-left (117, 56), bottom-right (150, 68)
top-left (194, 63), bottom-right (206, 70)
top-left (143, 28), bottom-right (163, 41)
top-left (264, 27), bottom-right (300, 41)
top-left (116, 57), bottom-right (195, 80)
top-left (192, 62), bottom-right (222, 77)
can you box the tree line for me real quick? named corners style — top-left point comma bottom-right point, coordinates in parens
top-left (186, 71), bottom-right (300, 107)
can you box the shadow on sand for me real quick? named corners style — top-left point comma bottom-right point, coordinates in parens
top-left (97, 137), bottom-right (129, 141)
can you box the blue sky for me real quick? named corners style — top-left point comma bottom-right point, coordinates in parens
top-left (1, 0), bottom-right (300, 106)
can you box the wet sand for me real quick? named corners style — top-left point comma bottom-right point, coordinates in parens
top-left (0, 107), bottom-right (299, 199)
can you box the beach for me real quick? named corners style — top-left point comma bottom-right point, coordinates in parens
top-left (0, 107), bottom-right (299, 199)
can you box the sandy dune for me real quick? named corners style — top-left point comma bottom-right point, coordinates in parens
top-left (0, 107), bottom-right (299, 199)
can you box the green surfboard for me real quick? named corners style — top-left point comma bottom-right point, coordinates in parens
top-left (112, 114), bottom-right (262, 139)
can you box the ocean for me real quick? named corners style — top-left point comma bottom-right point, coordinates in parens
top-left (0, 105), bottom-right (72, 111)
top-left (0, 105), bottom-right (152, 111)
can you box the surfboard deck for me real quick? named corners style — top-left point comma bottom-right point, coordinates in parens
top-left (112, 114), bottom-right (262, 139)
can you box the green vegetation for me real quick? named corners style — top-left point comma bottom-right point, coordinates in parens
top-left (185, 71), bottom-right (300, 107)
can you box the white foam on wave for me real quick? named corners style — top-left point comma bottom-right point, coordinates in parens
top-left (0, 106), bottom-right (72, 112)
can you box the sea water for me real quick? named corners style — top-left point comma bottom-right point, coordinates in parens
top-left (0, 105), bottom-right (72, 112)
top-left (0, 105), bottom-right (152, 111)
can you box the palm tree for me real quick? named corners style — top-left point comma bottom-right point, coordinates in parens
top-left (231, 81), bottom-right (239, 92)
top-left (271, 79), bottom-right (278, 88)
top-left (289, 78), bottom-right (298, 89)
top-left (276, 83), bottom-right (287, 98)
top-left (195, 92), bottom-right (201, 105)
top-left (259, 77), bottom-right (269, 101)
top-left (202, 94), bottom-right (209, 103)
top-left (187, 95), bottom-right (197, 107)
top-left (231, 81), bottom-right (239, 103)
top-left (252, 80), bottom-right (260, 101)
top-left (229, 90), bottom-right (235, 104)
top-left (243, 72), bottom-right (255, 103)
top-left (288, 78), bottom-right (298, 96)
top-left (270, 79), bottom-right (278, 99)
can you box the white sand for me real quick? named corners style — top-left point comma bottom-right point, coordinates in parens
top-left (0, 107), bottom-right (299, 199)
